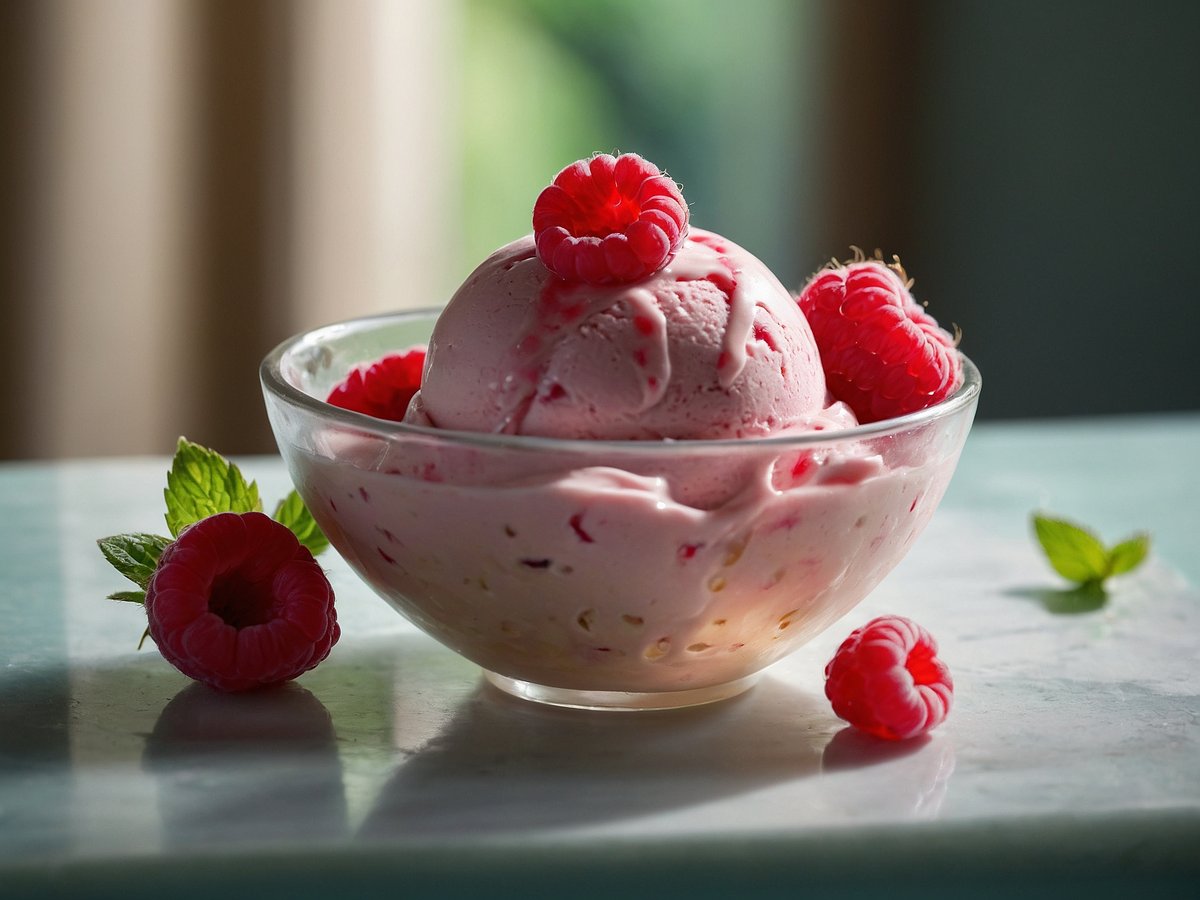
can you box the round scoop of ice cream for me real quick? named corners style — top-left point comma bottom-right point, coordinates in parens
top-left (412, 228), bottom-right (828, 440)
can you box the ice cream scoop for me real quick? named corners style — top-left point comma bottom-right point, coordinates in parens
top-left (412, 228), bottom-right (829, 441)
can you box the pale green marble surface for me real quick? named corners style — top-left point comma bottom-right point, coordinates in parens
top-left (1, 415), bottom-right (1197, 898)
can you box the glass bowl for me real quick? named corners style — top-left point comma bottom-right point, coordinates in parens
top-left (261, 309), bottom-right (980, 710)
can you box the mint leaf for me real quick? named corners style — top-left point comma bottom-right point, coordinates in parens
top-left (164, 437), bottom-right (262, 537)
top-left (97, 533), bottom-right (172, 589)
top-left (1032, 514), bottom-right (1109, 584)
top-left (107, 590), bottom-right (146, 604)
top-left (1033, 513), bottom-right (1152, 589)
top-left (273, 490), bottom-right (330, 557)
top-left (1107, 533), bottom-right (1150, 577)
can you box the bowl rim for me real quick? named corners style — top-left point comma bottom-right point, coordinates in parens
top-left (261, 307), bottom-right (981, 455)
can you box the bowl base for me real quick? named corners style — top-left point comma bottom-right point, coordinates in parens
top-left (482, 670), bottom-right (761, 711)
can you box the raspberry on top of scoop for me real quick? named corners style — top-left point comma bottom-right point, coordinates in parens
top-left (797, 251), bottom-right (962, 423)
top-left (533, 152), bottom-right (689, 284)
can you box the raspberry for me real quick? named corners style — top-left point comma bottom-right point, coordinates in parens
top-left (824, 615), bottom-right (953, 741)
top-left (326, 346), bottom-right (426, 421)
top-left (797, 255), bottom-right (962, 423)
top-left (145, 512), bottom-right (339, 692)
top-left (533, 152), bottom-right (689, 284)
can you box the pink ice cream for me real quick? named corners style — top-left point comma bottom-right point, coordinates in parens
top-left (263, 152), bottom-right (979, 707)
top-left (411, 228), bottom-right (828, 441)
top-left (300, 434), bottom-right (964, 697)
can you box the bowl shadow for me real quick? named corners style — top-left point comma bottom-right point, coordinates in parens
top-left (358, 671), bottom-right (833, 837)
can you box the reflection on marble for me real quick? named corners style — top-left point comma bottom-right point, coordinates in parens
top-left (362, 676), bottom-right (829, 837)
top-left (143, 683), bottom-right (348, 848)
top-left (822, 728), bottom-right (956, 820)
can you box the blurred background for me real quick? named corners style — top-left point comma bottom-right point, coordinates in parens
top-left (1, 0), bottom-right (1197, 461)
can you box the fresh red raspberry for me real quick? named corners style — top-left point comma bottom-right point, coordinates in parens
top-left (326, 346), bottom-right (426, 421)
top-left (824, 615), bottom-right (953, 741)
top-left (533, 152), bottom-right (689, 284)
top-left (145, 512), bottom-right (339, 692)
top-left (797, 256), bottom-right (962, 423)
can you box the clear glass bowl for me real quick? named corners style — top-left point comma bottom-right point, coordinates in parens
top-left (261, 309), bottom-right (981, 710)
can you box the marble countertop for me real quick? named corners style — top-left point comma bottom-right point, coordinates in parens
top-left (2, 415), bottom-right (1198, 898)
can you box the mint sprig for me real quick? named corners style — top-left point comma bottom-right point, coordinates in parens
top-left (97, 533), bottom-right (173, 603)
top-left (110, 590), bottom-right (150, 605)
top-left (164, 437), bottom-right (262, 537)
top-left (1032, 513), bottom-right (1150, 588)
top-left (273, 489), bottom-right (329, 557)
top-left (99, 438), bottom-right (329, 609)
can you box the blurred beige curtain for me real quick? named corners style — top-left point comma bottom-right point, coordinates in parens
top-left (0, 0), bottom-right (457, 461)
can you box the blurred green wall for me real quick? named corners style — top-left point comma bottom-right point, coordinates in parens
top-left (459, 0), bottom-right (1200, 419)
top-left (460, 0), bottom-right (820, 287)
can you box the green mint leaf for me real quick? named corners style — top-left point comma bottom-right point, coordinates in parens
top-left (273, 489), bottom-right (330, 557)
top-left (97, 533), bottom-right (172, 589)
top-left (1032, 514), bottom-right (1109, 584)
top-left (107, 590), bottom-right (146, 604)
top-left (164, 437), bottom-right (262, 537)
top-left (1107, 532), bottom-right (1151, 577)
